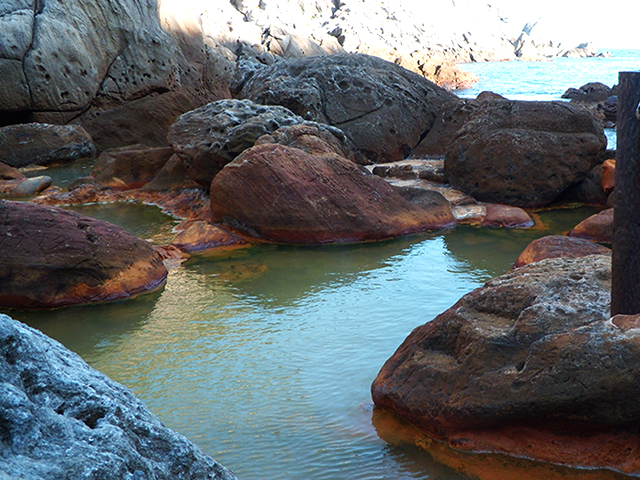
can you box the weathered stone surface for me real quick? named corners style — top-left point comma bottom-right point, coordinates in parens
top-left (0, 0), bottom-right (233, 119)
top-left (10, 175), bottom-right (52, 197)
top-left (0, 123), bottom-right (95, 168)
top-left (0, 313), bottom-right (236, 480)
top-left (210, 143), bottom-right (456, 244)
top-left (513, 234), bottom-right (611, 268)
top-left (169, 99), bottom-right (347, 187)
top-left (370, 255), bottom-right (640, 473)
top-left (76, 92), bottom-right (195, 153)
top-left (90, 145), bottom-right (174, 191)
top-left (445, 100), bottom-right (607, 207)
top-left (0, 200), bottom-right (167, 308)
top-left (141, 154), bottom-right (201, 192)
top-left (0, 161), bottom-right (25, 180)
top-left (172, 221), bottom-right (248, 252)
top-left (235, 53), bottom-right (460, 163)
top-left (481, 203), bottom-right (534, 228)
top-left (411, 100), bottom-right (479, 157)
top-left (569, 208), bottom-right (613, 243)
top-left (602, 158), bottom-right (616, 194)
top-left (559, 162), bottom-right (609, 206)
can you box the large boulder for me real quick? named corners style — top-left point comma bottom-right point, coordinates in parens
top-left (234, 53), bottom-right (461, 163)
top-left (0, 314), bottom-right (236, 480)
top-left (168, 99), bottom-right (351, 187)
top-left (210, 143), bottom-right (456, 244)
top-left (371, 255), bottom-right (640, 473)
top-left (0, 123), bottom-right (95, 168)
top-left (0, 0), bottom-right (231, 122)
top-left (444, 100), bottom-right (607, 207)
top-left (513, 234), bottom-right (611, 268)
top-left (0, 201), bottom-right (167, 308)
top-left (569, 208), bottom-right (613, 243)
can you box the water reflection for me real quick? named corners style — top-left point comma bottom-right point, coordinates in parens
top-left (9, 203), bottom-right (606, 480)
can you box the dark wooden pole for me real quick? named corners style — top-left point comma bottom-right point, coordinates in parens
top-left (611, 71), bottom-right (640, 316)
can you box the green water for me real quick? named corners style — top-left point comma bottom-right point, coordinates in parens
top-left (7, 204), bottom-right (604, 480)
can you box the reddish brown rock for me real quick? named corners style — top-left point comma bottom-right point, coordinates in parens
top-left (569, 208), bottom-right (613, 243)
top-left (210, 143), bottom-right (456, 244)
top-left (602, 158), bottom-right (616, 194)
top-left (76, 92), bottom-right (195, 153)
top-left (91, 145), bottom-right (174, 190)
top-left (141, 154), bottom-right (201, 192)
top-left (481, 203), bottom-right (533, 228)
top-left (0, 123), bottom-right (95, 168)
top-left (0, 201), bottom-right (167, 309)
top-left (371, 255), bottom-right (640, 474)
top-left (444, 100), bottom-right (607, 207)
top-left (0, 162), bottom-right (25, 180)
top-left (513, 235), bottom-right (611, 268)
top-left (559, 163), bottom-right (609, 206)
top-left (172, 221), bottom-right (248, 252)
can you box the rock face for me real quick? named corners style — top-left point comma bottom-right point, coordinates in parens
top-left (0, 123), bottom-right (95, 168)
top-left (169, 99), bottom-right (334, 187)
top-left (0, 201), bottom-right (167, 308)
top-left (513, 234), bottom-right (611, 268)
top-left (0, 0), bottom-right (231, 122)
top-left (445, 100), bottom-right (607, 207)
top-left (210, 143), bottom-right (456, 244)
top-left (0, 314), bottom-right (236, 480)
top-left (234, 53), bottom-right (461, 163)
top-left (370, 255), bottom-right (640, 473)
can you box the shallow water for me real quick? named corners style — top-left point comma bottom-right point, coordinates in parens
top-left (9, 204), bottom-right (604, 480)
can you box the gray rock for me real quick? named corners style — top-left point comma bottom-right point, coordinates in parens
top-left (235, 53), bottom-right (460, 163)
top-left (0, 313), bottom-right (237, 480)
top-left (10, 175), bottom-right (52, 196)
top-left (444, 100), bottom-right (607, 207)
top-left (169, 98), bottom-right (348, 187)
top-left (0, 123), bottom-right (95, 168)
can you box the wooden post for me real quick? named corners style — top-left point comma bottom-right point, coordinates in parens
top-left (611, 71), bottom-right (640, 316)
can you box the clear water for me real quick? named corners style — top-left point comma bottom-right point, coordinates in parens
top-left (457, 48), bottom-right (640, 150)
top-left (6, 52), bottom-right (629, 479)
top-left (8, 204), bottom-right (602, 480)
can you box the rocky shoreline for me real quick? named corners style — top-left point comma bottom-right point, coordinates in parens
top-left (0, 0), bottom-right (629, 478)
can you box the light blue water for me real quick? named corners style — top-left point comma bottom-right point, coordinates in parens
top-left (457, 49), bottom-right (640, 150)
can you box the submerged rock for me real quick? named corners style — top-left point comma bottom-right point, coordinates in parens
top-left (0, 314), bottom-right (236, 480)
top-left (371, 255), bottom-right (640, 473)
top-left (0, 201), bottom-right (167, 308)
top-left (444, 100), bottom-right (607, 207)
top-left (235, 53), bottom-right (460, 163)
top-left (210, 143), bottom-right (456, 244)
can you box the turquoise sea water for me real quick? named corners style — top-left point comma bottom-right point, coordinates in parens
top-left (6, 52), bottom-right (630, 479)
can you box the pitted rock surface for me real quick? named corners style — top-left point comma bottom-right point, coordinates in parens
top-left (0, 314), bottom-right (237, 480)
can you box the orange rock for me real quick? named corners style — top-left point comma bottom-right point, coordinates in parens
top-left (172, 221), bottom-right (248, 252)
top-left (513, 235), bottom-right (610, 268)
top-left (602, 158), bottom-right (616, 193)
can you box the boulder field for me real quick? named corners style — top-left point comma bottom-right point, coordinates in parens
top-left (371, 254), bottom-right (640, 474)
top-left (0, 313), bottom-right (236, 479)
top-left (0, 200), bottom-right (167, 309)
